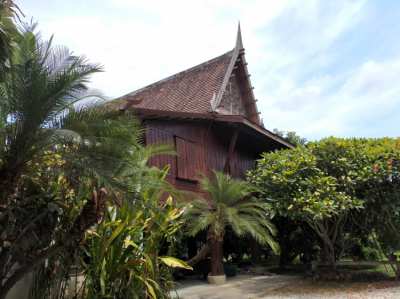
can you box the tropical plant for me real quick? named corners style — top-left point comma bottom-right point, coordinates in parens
top-left (249, 137), bottom-right (400, 271)
top-left (185, 171), bottom-right (278, 277)
top-left (353, 139), bottom-right (400, 277)
top-left (0, 0), bottom-right (21, 79)
top-left (29, 162), bottom-right (190, 299)
top-left (0, 24), bottom-right (147, 298)
top-left (248, 142), bottom-right (362, 270)
top-left (81, 171), bottom-right (191, 299)
top-left (26, 142), bottom-right (184, 299)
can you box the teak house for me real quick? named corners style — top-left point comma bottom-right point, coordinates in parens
top-left (112, 26), bottom-right (292, 194)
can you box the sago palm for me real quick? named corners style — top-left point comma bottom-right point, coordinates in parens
top-left (0, 0), bottom-right (20, 78)
top-left (0, 25), bottom-right (143, 298)
top-left (186, 171), bottom-right (278, 276)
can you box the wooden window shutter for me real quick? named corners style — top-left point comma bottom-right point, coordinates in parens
top-left (175, 136), bottom-right (201, 181)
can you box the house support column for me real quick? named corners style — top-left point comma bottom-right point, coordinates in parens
top-left (223, 129), bottom-right (239, 175)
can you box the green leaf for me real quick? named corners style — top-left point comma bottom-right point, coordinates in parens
top-left (159, 256), bottom-right (193, 270)
top-left (100, 259), bottom-right (106, 295)
top-left (103, 220), bottom-right (126, 251)
top-left (137, 277), bottom-right (157, 299)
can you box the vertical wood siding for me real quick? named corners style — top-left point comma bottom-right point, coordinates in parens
top-left (144, 119), bottom-right (270, 194)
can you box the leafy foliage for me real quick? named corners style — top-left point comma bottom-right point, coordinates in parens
top-left (0, 25), bottom-right (103, 191)
top-left (249, 145), bottom-right (361, 220)
top-left (0, 25), bottom-right (155, 298)
top-left (82, 172), bottom-right (190, 299)
top-left (249, 137), bottom-right (400, 270)
top-left (0, 0), bottom-right (21, 79)
top-left (0, 18), bottom-right (187, 298)
top-left (353, 139), bottom-right (400, 276)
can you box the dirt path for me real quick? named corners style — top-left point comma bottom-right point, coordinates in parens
top-left (173, 274), bottom-right (400, 299)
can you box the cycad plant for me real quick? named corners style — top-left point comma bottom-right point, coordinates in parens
top-left (0, 24), bottom-right (144, 298)
top-left (0, 0), bottom-right (20, 78)
top-left (186, 171), bottom-right (279, 277)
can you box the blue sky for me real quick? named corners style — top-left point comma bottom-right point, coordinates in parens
top-left (19, 0), bottom-right (400, 140)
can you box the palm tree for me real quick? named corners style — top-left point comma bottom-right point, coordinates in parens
top-left (0, 0), bottom-right (21, 80)
top-left (0, 25), bottom-right (143, 298)
top-left (186, 171), bottom-right (279, 279)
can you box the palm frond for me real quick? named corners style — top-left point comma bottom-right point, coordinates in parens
top-left (0, 26), bottom-right (104, 182)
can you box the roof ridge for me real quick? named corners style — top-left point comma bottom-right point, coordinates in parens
top-left (121, 50), bottom-right (234, 101)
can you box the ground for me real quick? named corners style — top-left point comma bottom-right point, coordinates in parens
top-left (173, 274), bottom-right (400, 299)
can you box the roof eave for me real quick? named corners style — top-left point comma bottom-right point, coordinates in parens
top-left (127, 108), bottom-right (293, 149)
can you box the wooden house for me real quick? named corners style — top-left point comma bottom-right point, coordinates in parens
top-left (112, 26), bottom-right (292, 194)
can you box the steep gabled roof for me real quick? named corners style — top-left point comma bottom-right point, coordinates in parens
top-left (108, 25), bottom-right (293, 149)
top-left (113, 25), bottom-right (261, 125)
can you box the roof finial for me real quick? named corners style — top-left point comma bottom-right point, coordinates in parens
top-left (236, 21), bottom-right (244, 50)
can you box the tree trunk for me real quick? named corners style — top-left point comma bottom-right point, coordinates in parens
top-left (277, 225), bottom-right (298, 269)
top-left (320, 239), bottom-right (336, 271)
top-left (210, 238), bottom-right (224, 276)
top-left (388, 253), bottom-right (400, 280)
top-left (187, 244), bottom-right (210, 266)
top-left (250, 238), bottom-right (261, 264)
top-left (311, 219), bottom-right (338, 272)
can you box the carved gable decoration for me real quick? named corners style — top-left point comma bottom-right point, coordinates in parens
top-left (217, 72), bottom-right (249, 118)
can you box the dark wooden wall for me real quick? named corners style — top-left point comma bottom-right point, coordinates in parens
top-left (144, 119), bottom-right (262, 194)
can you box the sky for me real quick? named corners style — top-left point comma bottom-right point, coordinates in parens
top-left (19, 0), bottom-right (400, 140)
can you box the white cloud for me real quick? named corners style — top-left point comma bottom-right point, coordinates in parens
top-left (263, 57), bottom-right (400, 138)
top-left (21, 0), bottom-right (294, 97)
top-left (19, 0), bottom-right (400, 139)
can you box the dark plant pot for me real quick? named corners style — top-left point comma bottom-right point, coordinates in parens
top-left (224, 263), bottom-right (238, 277)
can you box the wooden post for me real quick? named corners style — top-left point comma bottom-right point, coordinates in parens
top-left (223, 129), bottom-right (239, 174)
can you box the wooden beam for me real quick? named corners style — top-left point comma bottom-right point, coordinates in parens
top-left (223, 129), bottom-right (239, 174)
